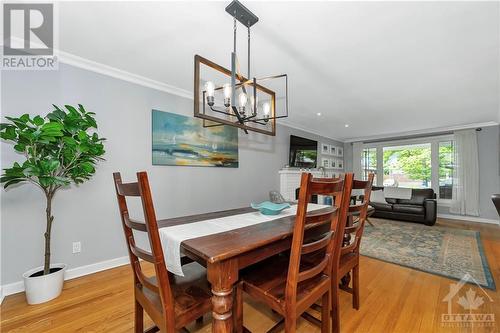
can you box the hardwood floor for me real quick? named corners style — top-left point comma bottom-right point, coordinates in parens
top-left (1, 218), bottom-right (499, 332)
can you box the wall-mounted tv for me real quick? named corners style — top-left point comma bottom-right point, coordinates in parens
top-left (289, 135), bottom-right (318, 168)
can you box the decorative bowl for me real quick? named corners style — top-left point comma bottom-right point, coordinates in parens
top-left (251, 201), bottom-right (291, 215)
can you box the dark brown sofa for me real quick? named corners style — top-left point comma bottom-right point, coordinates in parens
top-left (369, 187), bottom-right (437, 226)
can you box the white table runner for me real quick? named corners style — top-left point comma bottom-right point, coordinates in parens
top-left (159, 203), bottom-right (329, 276)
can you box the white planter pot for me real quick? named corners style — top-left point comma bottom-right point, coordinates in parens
top-left (22, 263), bottom-right (66, 305)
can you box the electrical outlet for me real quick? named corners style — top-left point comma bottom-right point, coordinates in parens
top-left (72, 241), bottom-right (81, 254)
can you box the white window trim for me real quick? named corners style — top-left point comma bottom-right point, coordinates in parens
top-left (362, 134), bottom-right (454, 205)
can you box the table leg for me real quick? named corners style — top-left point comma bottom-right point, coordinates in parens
top-left (207, 259), bottom-right (239, 333)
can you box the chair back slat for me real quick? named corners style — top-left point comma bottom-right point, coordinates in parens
top-left (285, 172), bottom-right (354, 310)
top-left (124, 216), bottom-right (148, 232)
top-left (304, 208), bottom-right (337, 225)
top-left (297, 256), bottom-right (329, 283)
top-left (129, 242), bottom-right (155, 263)
top-left (300, 231), bottom-right (332, 255)
top-left (113, 172), bottom-right (177, 326)
top-left (116, 182), bottom-right (141, 196)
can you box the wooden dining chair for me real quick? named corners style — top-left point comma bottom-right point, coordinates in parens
top-left (234, 172), bottom-right (354, 333)
top-left (338, 173), bottom-right (374, 312)
top-left (113, 172), bottom-right (212, 333)
top-left (303, 174), bottom-right (374, 333)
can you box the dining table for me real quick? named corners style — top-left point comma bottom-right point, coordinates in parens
top-left (156, 205), bottom-right (334, 333)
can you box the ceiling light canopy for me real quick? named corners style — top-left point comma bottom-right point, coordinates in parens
top-left (194, 0), bottom-right (288, 136)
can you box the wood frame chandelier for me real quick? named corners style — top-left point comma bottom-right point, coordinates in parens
top-left (194, 0), bottom-right (288, 136)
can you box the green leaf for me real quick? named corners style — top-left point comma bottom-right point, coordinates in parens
top-left (13, 144), bottom-right (25, 152)
top-left (33, 115), bottom-right (45, 126)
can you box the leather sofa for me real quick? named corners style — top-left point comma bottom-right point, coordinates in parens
top-left (369, 187), bottom-right (437, 226)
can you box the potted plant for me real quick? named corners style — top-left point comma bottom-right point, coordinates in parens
top-left (0, 104), bottom-right (105, 304)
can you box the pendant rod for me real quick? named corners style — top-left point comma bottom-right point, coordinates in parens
top-left (231, 14), bottom-right (237, 109)
top-left (247, 25), bottom-right (251, 79)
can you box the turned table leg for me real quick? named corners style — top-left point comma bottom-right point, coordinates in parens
top-left (207, 259), bottom-right (239, 333)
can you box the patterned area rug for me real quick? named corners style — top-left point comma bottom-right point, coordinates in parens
top-left (360, 219), bottom-right (496, 290)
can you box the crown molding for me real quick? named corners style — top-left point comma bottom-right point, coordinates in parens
top-left (57, 50), bottom-right (345, 142)
top-left (278, 120), bottom-right (345, 143)
top-left (58, 51), bottom-right (193, 100)
top-left (344, 121), bottom-right (499, 143)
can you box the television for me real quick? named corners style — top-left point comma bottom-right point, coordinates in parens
top-left (289, 135), bottom-right (318, 168)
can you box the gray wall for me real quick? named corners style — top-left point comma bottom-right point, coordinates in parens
top-left (344, 127), bottom-right (500, 220)
top-left (0, 64), bottom-right (343, 285)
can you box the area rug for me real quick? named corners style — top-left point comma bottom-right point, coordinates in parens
top-left (360, 219), bottom-right (496, 290)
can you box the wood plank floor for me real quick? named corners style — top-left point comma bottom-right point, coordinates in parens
top-left (1, 218), bottom-right (499, 332)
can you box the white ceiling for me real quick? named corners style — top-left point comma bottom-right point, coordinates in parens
top-left (59, 1), bottom-right (499, 141)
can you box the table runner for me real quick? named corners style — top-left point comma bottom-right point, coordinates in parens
top-left (159, 203), bottom-right (329, 276)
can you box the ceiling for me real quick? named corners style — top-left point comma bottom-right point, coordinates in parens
top-left (59, 1), bottom-right (499, 141)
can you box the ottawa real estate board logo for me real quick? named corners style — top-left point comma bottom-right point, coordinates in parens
top-left (2, 3), bottom-right (58, 70)
top-left (441, 273), bottom-right (495, 328)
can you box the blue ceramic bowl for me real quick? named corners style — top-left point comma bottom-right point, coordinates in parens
top-left (251, 201), bottom-right (291, 215)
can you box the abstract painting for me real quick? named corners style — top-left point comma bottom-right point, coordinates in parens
top-left (152, 110), bottom-right (238, 167)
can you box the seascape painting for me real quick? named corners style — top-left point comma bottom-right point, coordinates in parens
top-left (152, 110), bottom-right (238, 167)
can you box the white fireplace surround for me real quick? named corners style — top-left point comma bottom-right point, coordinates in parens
top-left (279, 168), bottom-right (344, 202)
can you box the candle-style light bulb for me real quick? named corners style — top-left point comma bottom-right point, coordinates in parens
top-left (223, 84), bottom-right (231, 107)
top-left (250, 95), bottom-right (258, 116)
top-left (238, 92), bottom-right (247, 116)
top-left (205, 81), bottom-right (215, 106)
top-left (263, 102), bottom-right (271, 122)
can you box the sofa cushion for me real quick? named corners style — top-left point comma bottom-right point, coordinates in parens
top-left (398, 188), bottom-right (435, 205)
top-left (370, 189), bottom-right (386, 204)
top-left (370, 202), bottom-right (393, 212)
top-left (392, 204), bottom-right (425, 215)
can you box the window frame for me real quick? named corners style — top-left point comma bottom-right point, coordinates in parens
top-left (362, 134), bottom-right (454, 205)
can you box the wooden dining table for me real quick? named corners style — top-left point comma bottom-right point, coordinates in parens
top-left (157, 205), bottom-right (333, 333)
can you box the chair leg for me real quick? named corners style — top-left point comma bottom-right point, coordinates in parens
top-left (321, 292), bottom-right (330, 333)
top-left (135, 300), bottom-right (144, 333)
top-left (331, 277), bottom-right (340, 333)
top-left (353, 265), bottom-right (360, 310)
top-left (234, 282), bottom-right (244, 333)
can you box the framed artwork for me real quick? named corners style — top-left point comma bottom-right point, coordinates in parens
top-left (321, 143), bottom-right (330, 154)
top-left (330, 146), bottom-right (337, 156)
top-left (337, 160), bottom-right (344, 169)
top-left (330, 159), bottom-right (336, 169)
top-left (152, 109), bottom-right (239, 167)
top-left (337, 147), bottom-right (344, 157)
top-left (321, 158), bottom-right (330, 168)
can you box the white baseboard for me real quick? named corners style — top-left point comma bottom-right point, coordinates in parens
top-left (438, 213), bottom-right (500, 225)
top-left (0, 256), bottom-right (129, 304)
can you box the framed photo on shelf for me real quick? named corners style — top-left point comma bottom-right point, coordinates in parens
top-left (321, 158), bottom-right (330, 168)
top-left (330, 146), bottom-right (337, 156)
top-left (337, 147), bottom-right (344, 157)
top-left (321, 143), bottom-right (330, 154)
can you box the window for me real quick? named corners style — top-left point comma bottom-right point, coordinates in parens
top-left (439, 141), bottom-right (454, 200)
top-left (362, 135), bottom-right (455, 202)
top-left (362, 147), bottom-right (377, 183)
top-left (383, 143), bottom-right (431, 188)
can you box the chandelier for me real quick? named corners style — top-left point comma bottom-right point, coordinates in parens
top-left (194, 0), bottom-right (288, 136)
